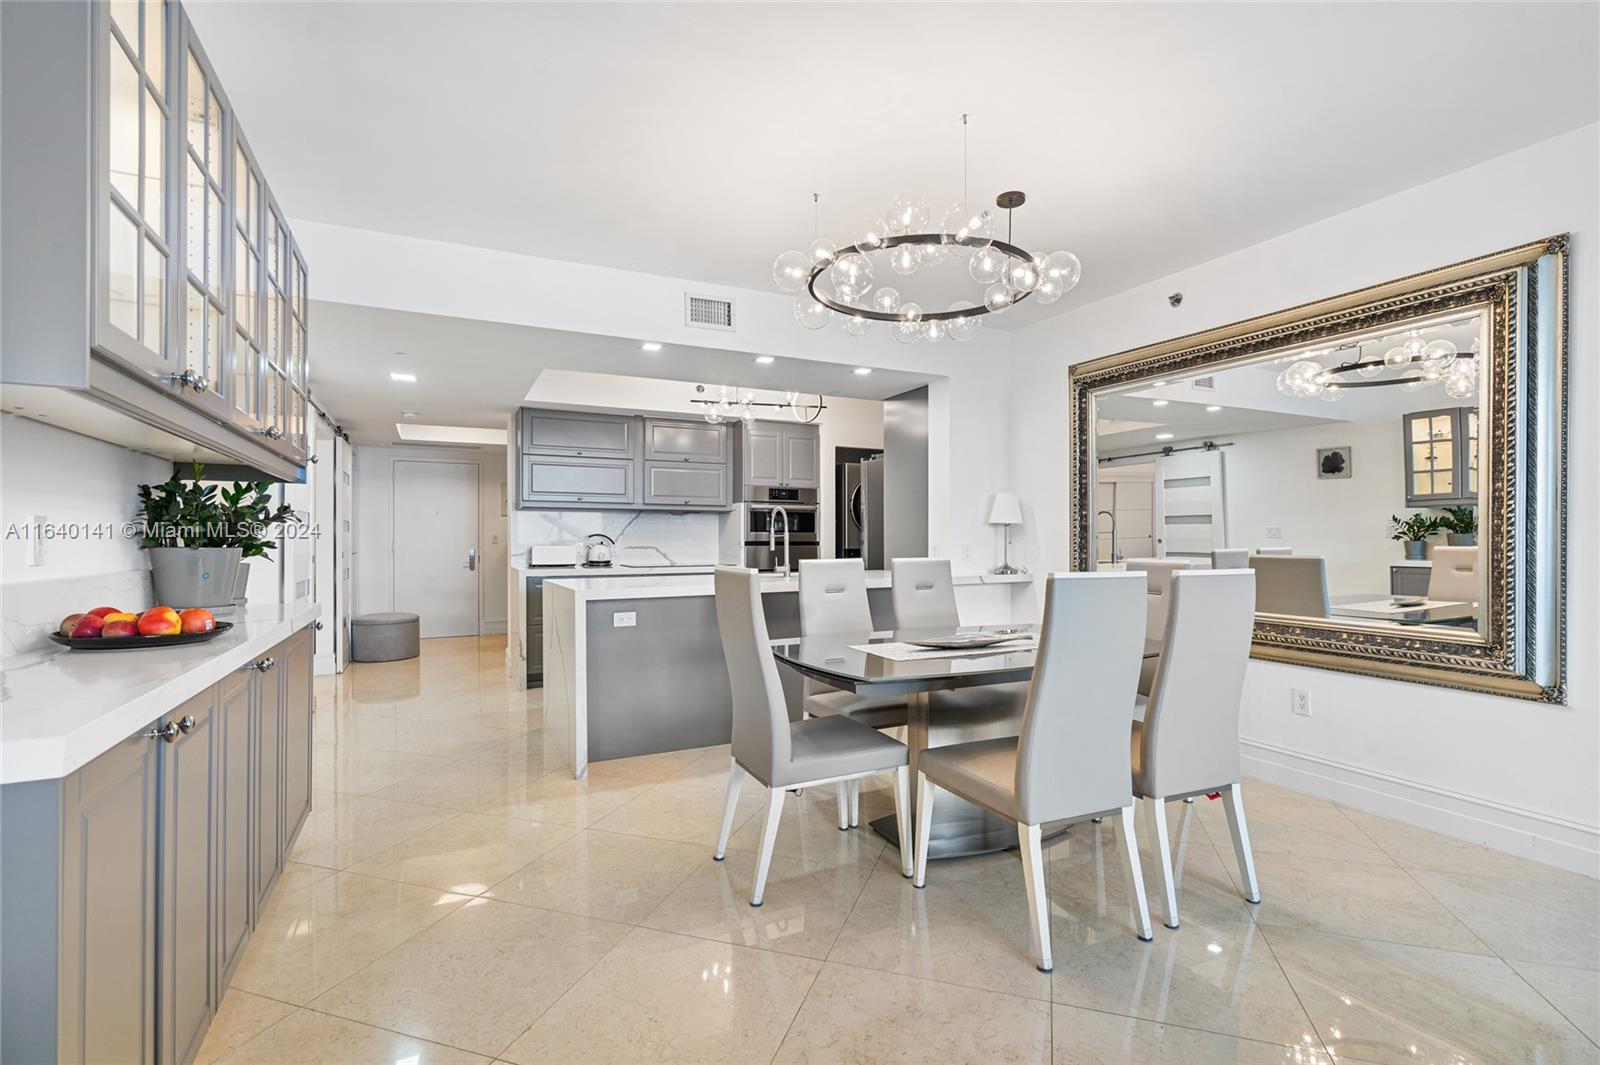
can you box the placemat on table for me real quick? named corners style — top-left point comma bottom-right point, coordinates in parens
top-left (851, 637), bottom-right (1038, 662)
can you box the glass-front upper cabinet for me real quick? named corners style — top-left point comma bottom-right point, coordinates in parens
top-left (287, 241), bottom-right (310, 457)
top-left (97, 0), bottom-right (174, 376)
top-left (1403, 406), bottom-right (1479, 507)
top-left (230, 129), bottom-right (266, 436)
top-left (175, 27), bottom-right (232, 420)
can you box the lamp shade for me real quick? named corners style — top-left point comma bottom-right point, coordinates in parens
top-left (987, 493), bottom-right (1023, 526)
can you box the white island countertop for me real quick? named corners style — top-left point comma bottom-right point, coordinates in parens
top-left (545, 569), bottom-right (1034, 602)
top-left (512, 562), bottom-right (716, 578)
top-left (0, 598), bottom-right (321, 785)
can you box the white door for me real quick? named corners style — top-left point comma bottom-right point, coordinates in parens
top-left (392, 460), bottom-right (480, 638)
top-left (337, 437), bottom-right (354, 669)
top-left (1157, 450), bottom-right (1227, 561)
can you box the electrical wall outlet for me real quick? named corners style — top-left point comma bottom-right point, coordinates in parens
top-left (1266, 526), bottom-right (1284, 540)
top-left (613, 611), bottom-right (637, 628)
top-left (1290, 688), bottom-right (1311, 717)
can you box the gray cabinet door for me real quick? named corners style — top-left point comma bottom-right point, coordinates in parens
top-left (160, 688), bottom-right (218, 1065)
top-left (58, 723), bottom-right (159, 1065)
top-left (1390, 565), bottom-right (1432, 597)
top-left (520, 454), bottom-right (636, 507)
top-left (643, 462), bottom-right (728, 508)
top-left (644, 419), bottom-right (727, 463)
top-left (781, 427), bottom-right (820, 488)
top-left (215, 671), bottom-right (252, 989)
top-left (745, 426), bottom-right (782, 486)
top-left (282, 629), bottom-right (314, 843)
top-left (521, 410), bottom-right (635, 458)
top-left (252, 650), bottom-right (284, 913)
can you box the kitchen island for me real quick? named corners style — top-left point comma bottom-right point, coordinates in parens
top-left (543, 569), bottom-right (1033, 776)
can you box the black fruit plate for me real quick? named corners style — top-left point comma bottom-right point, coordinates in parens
top-left (49, 621), bottom-right (233, 651)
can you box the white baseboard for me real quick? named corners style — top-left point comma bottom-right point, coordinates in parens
top-left (1242, 738), bottom-right (1599, 879)
top-left (313, 651), bottom-right (339, 676)
top-left (480, 620), bottom-right (507, 635)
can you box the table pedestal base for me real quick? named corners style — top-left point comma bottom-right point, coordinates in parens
top-left (869, 812), bottom-right (1072, 860)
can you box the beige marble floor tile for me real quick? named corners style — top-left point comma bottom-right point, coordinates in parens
top-left (1050, 1003), bottom-right (1317, 1065)
top-left (1338, 807), bottom-right (1596, 884)
top-left (827, 861), bottom-right (1053, 1001)
top-left (287, 794), bottom-right (459, 870)
top-left (478, 769), bottom-right (654, 827)
top-left (368, 757), bottom-right (545, 812)
top-left (583, 746), bottom-right (711, 783)
top-left (1189, 787), bottom-right (1396, 867)
top-left (1244, 851), bottom-right (1492, 954)
top-left (487, 828), bottom-right (707, 923)
top-left (194, 989), bottom-right (296, 1065)
top-left (1265, 925), bottom-right (1598, 1065)
top-left (721, 784), bottom-right (891, 867)
top-left (311, 745), bottom-right (457, 796)
top-left (230, 872), bottom-right (472, 1004)
top-left (215, 1008), bottom-right (490, 1064)
top-left (774, 961), bottom-right (1051, 1064)
top-left (499, 927), bottom-right (820, 1065)
top-left (1419, 867), bottom-right (1600, 970)
top-left (274, 860), bottom-right (337, 896)
top-left (313, 711), bottom-right (399, 750)
top-left (311, 898), bottom-right (629, 1058)
top-left (345, 812), bottom-right (577, 894)
top-left (452, 732), bottom-right (568, 771)
top-left (641, 848), bottom-right (877, 959)
top-left (1510, 960), bottom-right (1600, 1046)
top-left (590, 771), bottom-right (769, 847)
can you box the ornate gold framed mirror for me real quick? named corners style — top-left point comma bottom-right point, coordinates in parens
top-left (1069, 237), bottom-right (1567, 701)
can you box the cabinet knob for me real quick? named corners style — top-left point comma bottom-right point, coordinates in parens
top-left (176, 715), bottom-right (197, 734)
top-left (254, 657), bottom-right (275, 672)
top-left (315, 620), bottom-right (325, 631)
top-left (146, 721), bottom-right (180, 743)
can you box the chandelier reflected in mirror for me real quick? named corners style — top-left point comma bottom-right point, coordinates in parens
top-left (1275, 334), bottom-right (1480, 403)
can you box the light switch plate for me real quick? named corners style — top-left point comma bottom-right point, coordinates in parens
top-left (1266, 526), bottom-right (1284, 540)
top-left (613, 611), bottom-right (637, 628)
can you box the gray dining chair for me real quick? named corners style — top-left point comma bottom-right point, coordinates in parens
top-left (912, 571), bottom-right (1154, 972)
top-left (1133, 568), bottom-right (1260, 928)
top-left (1211, 548), bottom-right (1249, 570)
top-left (1427, 545), bottom-right (1479, 603)
top-left (1126, 558), bottom-right (1192, 696)
top-left (890, 557), bottom-right (960, 630)
top-left (798, 559), bottom-right (909, 830)
top-left (1249, 554), bottom-right (1329, 617)
top-left (713, 567), bottom-right (914, 903)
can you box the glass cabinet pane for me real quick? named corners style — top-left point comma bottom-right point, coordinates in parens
top-left (145, 1), bottom-right (164, 90)
top-left (108, 206), bottom-right (140, 335)
top-left (291, 389), bottom-right (305, 450)
top-left (184, 283), bottom-right (203, 376)
top-left (205, 305), bottom-right (222, 390)
top-left (185, 156), bottom-right (203, 271)
top-left (141, 237), bottom-right (164, 351)
top-left (206, 89), bottom-right (221, 171)
top-left (109, 39), bottom-right (140, 205)
top-left (185, 51), bottom-right (204, 153)
top-left (142, 87), bottom-right (164, 236)
top-left (205, 188), bottom-right (221, 293)
top-left (234, 334), bottom-right (256, 418)
top-left (234, 145), bottom-right (248, 230)
top-left (296, 323), bottom-right (308, 390)
top-left (110, 0), bottom-right (139, 51)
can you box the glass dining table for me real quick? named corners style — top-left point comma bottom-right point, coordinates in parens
top-left (770, 623), bottom-right (1161, 861)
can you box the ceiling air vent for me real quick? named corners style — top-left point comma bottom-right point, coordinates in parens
top-left (685, 293), bottom-right (736, 331)
top-left (1190, 376), bottom-right (1216, 391)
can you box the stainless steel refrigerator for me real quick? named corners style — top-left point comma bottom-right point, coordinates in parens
top-left (839, 455), bottom-right (885, 569)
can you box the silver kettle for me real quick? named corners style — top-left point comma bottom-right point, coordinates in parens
top-left (583, 533), bottom-right (616, 567)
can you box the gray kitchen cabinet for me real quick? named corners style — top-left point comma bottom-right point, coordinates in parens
top-left (282, 628), bottom-right (314, 840)
top-left (643, 461), bottom-right (729, 508)
top-left (644, 418), bottom-right (728, 463)
top-left (252, 648), bottom-right (284, 913)
top-left (744, 421), bottom-right (819, 488)
top-left (520, 454), bottom-right (637, 507)
top-left (521, 409), bottom-right (636, 459)
top-left (160, 688), bottom-right (219, 1065)
top-left (1390, 564), bottom-right (1432, 597)
top-left (215, 671), bottom-right (252, 989)
top-left (1402, 406), bottom-right (1479, 507)
top-left (744, 425), bottom-right (783, 486)
top-left (782, 425), bottom-right (821, 488)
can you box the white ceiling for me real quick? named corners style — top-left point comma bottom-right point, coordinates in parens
top-left (311, 301), bottom-right (933, 442)
top-left (187, 2), bottom-right (1598, 323)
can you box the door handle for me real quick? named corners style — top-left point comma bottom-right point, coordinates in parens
top-left (467, 548), bottom-right (478, 572)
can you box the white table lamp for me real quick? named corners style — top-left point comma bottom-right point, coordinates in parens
top-left (988, 493), bottom-right (1024, 574)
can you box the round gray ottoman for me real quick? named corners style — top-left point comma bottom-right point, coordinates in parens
top-left (351, 612), bottom-right (420, 662)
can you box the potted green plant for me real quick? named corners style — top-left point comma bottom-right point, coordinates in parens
top-left (219, 479), bottom-right (296, 607)
top-left (1439, 504), bottom-right (1478, 547)
top-left (136, 464), bottom-right (295, 609)
top-left (1389, 512), bottom-right (1442, 560)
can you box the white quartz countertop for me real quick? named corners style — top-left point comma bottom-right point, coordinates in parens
top-left (545, 570), bottom-right (1034, 601)
top-left (0, 599), bottom-right (322, 785)
top-left (512, 563), bottom-right (716, 577)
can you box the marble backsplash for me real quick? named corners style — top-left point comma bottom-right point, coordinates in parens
top-left (512, 510), bottom-right (724, 567)
top-left (1, 569), bottom-right (153, 658)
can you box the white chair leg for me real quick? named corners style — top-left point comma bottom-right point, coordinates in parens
top-left (713, 755), bottom-right (743, 860)
top-left (913, 771), bottom-right (934, 888)
top-left (751, 787), bottom-right (786, 907)
top-left (835, 782), bottom-right (849, 830)
top-left (849, 779), bottom-right (861, 827)
top-left (1145, 795), bottom-right (1179, 928)
top-left (892, 766), bottom-right (913, 877)
top-left (1118, 805), bottom-right (1155, 941)
top-left (1221, 782), bottom-right (1261, 903)
top-left (1017, 822), bottom-right (1053, 972)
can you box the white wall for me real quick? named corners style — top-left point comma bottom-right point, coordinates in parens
top-left (353, 443), bottom-right (509, 633)
top-left (1008, 124), bottom-right (1600, 874)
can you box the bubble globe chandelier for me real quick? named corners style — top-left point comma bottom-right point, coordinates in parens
top-left (772, 116), bottom-right (1081, 343)
top-left (1275, 335), bottom-right (1479, 404)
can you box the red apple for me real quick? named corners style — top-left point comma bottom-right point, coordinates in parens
top-left (137, 607), bottom-right (181, 637)
top-left (178, 608), bottom-right (216, 634)
top-left (85, 606), bottom-right (120, 618)
top-left (101, 619), bottom-right (139, 639)
top-left (59, 613), bottom-right (85, 637)
top-left (69, 615), bottom-right (105, 639)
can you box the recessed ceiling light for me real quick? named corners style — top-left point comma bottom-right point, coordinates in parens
top-left (640, 342), bottom-right (663, 352)
top-left (853, 367), bottom-right (872, 375)
top-left (1205, 404), bottom-right (1222, 412)
top-left (400, 410), bottom-right (419, 419)
top-left (1151, 399), bottom-right (1169, 407)
top-left (1155, 432), bottom-right (1175, 440)
top-left (390, 371), bottom-right (417, 383)
top-left (394, 351), bottom-right (407, 357)
top-left (755, 356), bottom-right (775, 365)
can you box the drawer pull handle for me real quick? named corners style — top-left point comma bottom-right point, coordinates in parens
top-left (254, 657), bottom-right (275, 672)
top-left (146, 721), bottom-right (180, 743)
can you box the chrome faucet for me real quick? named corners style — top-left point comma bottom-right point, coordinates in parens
top-left (768, 506), bottom-right (791, 577)
top-left (1096, 509), bottom-right (1120, 564)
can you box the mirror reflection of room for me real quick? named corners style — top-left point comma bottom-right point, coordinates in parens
top-left (1094, 311), bottom-right (1486, 636)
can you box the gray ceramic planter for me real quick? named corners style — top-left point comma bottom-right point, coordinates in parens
top-left (1403, 540), bottom-right (1428, 560)
top-left (1446, 532), bottom-right (1476, 547)
top-left (148, 547), bottom-right (242, 609)
top-left (232, 561), bottom-right (252, 608)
